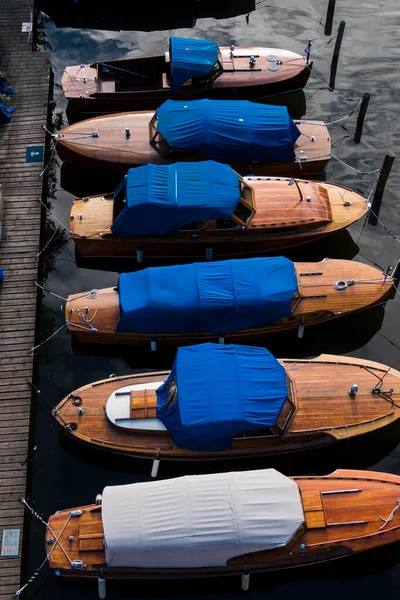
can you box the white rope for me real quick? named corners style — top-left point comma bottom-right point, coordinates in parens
top-left (367, 208), bottom-right (400, 245)
top-left (16, 501), bottom-right (74, 596)
top-left (306, 64), bottom-right (360, 103)
top-left (39, 139), bottom-right (58, 178)
top-left (36, 196), bottom-right (77, 237)
top-left (15, 555), bottom-right (49, 596)
top-left (29, 323), bottom-right (68, 356)
top-left (379, 500), bottom-right (400, 530)
top-left (330, 153), bottom-right (380, 175)
top-left (34, 282), bottom-right (68, 302)
top-left (66, 320), bottom-right (98, 332)
top-left (324, 96), bottom-right (363, 126)
top-left (63, 66), bottom-right (83, 96)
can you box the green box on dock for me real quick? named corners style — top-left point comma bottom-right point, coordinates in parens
top-left (26, 145), bottom-right (45, 163)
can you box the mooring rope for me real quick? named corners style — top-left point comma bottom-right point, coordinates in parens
top-left (66, 319), bottom-right (98, 332)
top-left (38, 137), bottom-right (58, 178)
top-left (34, 281), bottom-right (68, 302)
top-left (16, 499), bottom-right (74, 596)
top-left (330, 153), bottom-right (380, 175)
top-left (379, 500), bottom-right (400, 530)
top-left (254, 1), bottom-right (326, 27)
top-left (63, 66), bottom-right (83, 95)
top-left (29, 323), bottom-right (68, 356)
top-left (306, 64), bottom-right (360, 103)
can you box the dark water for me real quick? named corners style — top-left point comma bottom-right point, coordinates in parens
top-left (24, 2), bottom-right (400, 599)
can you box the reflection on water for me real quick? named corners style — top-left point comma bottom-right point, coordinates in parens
top-left (36, 0), bottom-right (256, 32)
top-left (25, 2), bottom-right (400, 599)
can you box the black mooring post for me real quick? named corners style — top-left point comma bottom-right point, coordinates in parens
top-left (393, 259), bottom-right (400, 283)
top-left (368, 152), bottom-right (396, 226)
top-left (329, 20), bottom-right (345, 91)
top-left (324, 0), bottom-right (336, 36)
top-left (354, 93), bottom-right (371, 144)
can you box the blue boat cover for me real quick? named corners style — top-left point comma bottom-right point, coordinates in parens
top-left (117, 257), bottom-right (297, 334)
top-left (110, 161), bottom-right (240, 237)
top-left (156, 99), bottom-right (301, 162)
top-left (156, 343), bottom-right (288, 451)
top-left (170, 37), bottom-right (219, 91)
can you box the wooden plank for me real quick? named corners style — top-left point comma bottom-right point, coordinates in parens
top-left (0, 6), bottom-right (50, 592)
top-left (305, 511), bottom-right (327, 529)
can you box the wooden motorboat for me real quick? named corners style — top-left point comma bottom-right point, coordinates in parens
top-left (64, 257), bottom-right (394, 346)
top-left (70, 162), bottom-right (367, 259)
top-left (54, 100), bottom-right (331, 176)
top-left (53, 344), bottom-right (400, 460)
top-left (46, 468), bottom-right (400, 582)
top-left (38, 1), bottom-right (256, 32)
top-left (62, 36), bottom-right (312, 114)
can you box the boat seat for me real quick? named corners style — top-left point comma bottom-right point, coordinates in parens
top-left (101, 72), bottom-right (116, 93)
top-left (130, 389), bottom-right (157, 419)
top-left (302, 490), bottom-right (326, 529)
top-left (78, 510), bottom-right (104, 552)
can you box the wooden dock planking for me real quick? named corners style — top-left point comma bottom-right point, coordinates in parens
top-left (0, 2), bottom-right (50, 597)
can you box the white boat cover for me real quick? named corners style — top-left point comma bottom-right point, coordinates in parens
top-left (102, 469), bottom-right (304, 569)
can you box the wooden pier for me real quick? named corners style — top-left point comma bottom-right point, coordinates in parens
top-left (0, 2), bottom-right (50, 598)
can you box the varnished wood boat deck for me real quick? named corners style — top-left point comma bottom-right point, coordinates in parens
top-left (0, 3), bottom-right (50, 597)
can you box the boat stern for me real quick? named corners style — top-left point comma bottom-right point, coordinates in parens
top-left (65, 286), bottom-right (120, 342)
top-left (62, 64), bottom-right (98, 102)
top-left (47, 504), bottom-right (105, 573)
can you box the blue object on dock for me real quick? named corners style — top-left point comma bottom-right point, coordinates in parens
top-left (156, 99), bottom-right (301, 162)
top-left (26, 145), bottom-right (45, 163)
top-left (0, 100), bottom-right (16, 123)
top-left (0, 268), bottom-right (3, 282)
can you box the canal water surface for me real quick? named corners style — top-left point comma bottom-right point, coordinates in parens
top-left (25, 1), bottom-right (400, 598)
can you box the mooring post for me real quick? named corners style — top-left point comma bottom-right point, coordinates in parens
top-left (393, 259), bottom-right (400, 283)
top-left (354, 93), bottom-right (371, 144)
top-left (368, 152), bottom-right (396, 226)
top-left (329, 20), bottom-right (345, 91)
top-left (324, 0), bottom-right (336, 36)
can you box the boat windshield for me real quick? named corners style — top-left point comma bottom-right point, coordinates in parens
top-left (231, 180), bottom-right (255, 226)
top-left (163, 376), bottom-right (177, 410)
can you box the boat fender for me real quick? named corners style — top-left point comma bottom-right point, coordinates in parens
top-left (241, 569), bottom-right (250, 591)
top-left (136, 248), bottom-right (143, 264)
top-left (151, 338), bottom-right (157, 352)
top-left (95, 494), bottom-right (102, 505)
top-left (230, 44), bottom-right (235, 57)
top-left (206, 247), bottom-right (213, 261)
top-left (297, 318), bottom-right (305, 339)
top-left (218, 336), bottom-right (225, 345)
top-left (71, 560), bottom-right (85, 569)
top-left (98, 576), bottom-right (106, 600)
top-left (151, 452), bottom-right (160, 478)
top-left (70, 510), bottom-right (83, 517)
top-left (249, 56), bottom-right (256, 68)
